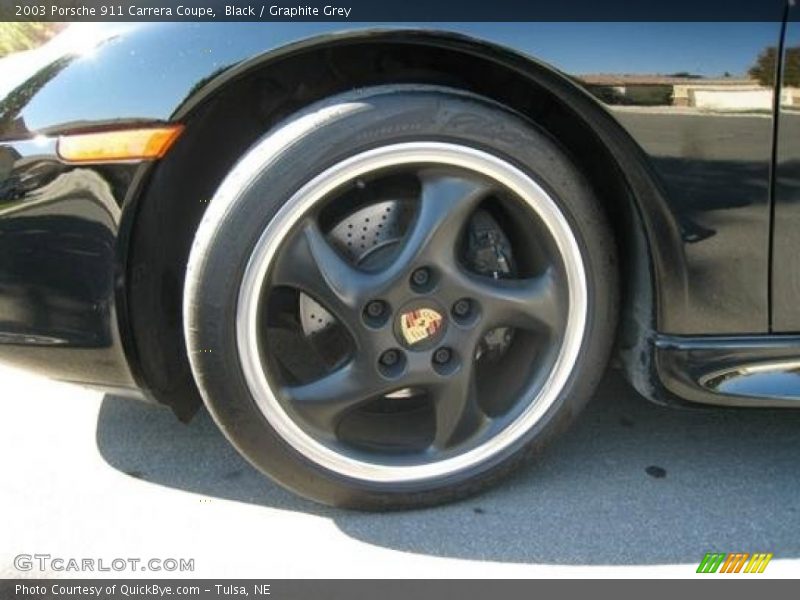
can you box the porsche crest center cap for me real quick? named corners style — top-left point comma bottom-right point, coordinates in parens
top-left (396, 304), bottom-right (446, 349)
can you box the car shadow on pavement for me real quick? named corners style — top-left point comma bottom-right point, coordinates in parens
top-left (95, 370), bottom-right (800, 565)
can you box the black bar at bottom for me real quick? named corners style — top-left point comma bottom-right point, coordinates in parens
top-left (0, 579), bottom-right (786, 600)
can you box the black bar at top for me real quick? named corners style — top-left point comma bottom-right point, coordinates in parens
top-left (0, 0), bottom-right (792, 23)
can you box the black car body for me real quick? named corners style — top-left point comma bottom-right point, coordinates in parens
top-left (1, 12), bottom-right (798, 507)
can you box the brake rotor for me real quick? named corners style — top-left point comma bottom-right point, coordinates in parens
top-left (300, 199), bottom-right (410, 336)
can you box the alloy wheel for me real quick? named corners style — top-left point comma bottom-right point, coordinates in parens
top-left (236, 142), bottom-right (588, 483)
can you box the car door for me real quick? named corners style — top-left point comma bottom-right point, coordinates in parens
top-left (771, 8), bottom-right (800, 331)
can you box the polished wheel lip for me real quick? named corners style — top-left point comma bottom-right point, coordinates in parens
top-left (235, 142), bottom-right (588, 483)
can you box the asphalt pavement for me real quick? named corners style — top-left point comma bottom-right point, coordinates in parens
top-left (2, 363), bottom-right (799, 578)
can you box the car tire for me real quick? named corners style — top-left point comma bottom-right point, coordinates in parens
top-left (184, 85), bottom-right (618, 509)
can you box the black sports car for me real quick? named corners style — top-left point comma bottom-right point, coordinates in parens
top-left (1, 13), bottom-right (798, 508)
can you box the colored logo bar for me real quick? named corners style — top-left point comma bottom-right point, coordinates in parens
top-left (696, 553), bottom-right (773, 573)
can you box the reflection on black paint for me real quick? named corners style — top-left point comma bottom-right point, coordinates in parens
top-left (655, 157), bottom-right (767, 243)
top-left (0, 213), bottom-right (113, 347)
top-left (0, 162), bottom-right (120, 344)
top-left (0, 166), bottom-right (119, 349)
top-left (0, 150), bottom-right (139, 386)
top-left (0, 56), bottom-right (74, 139)
top-left (771, 14), bottom-right (800, 330)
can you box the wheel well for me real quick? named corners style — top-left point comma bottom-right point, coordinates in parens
top-left (125, 37), bottom-right (654, 418)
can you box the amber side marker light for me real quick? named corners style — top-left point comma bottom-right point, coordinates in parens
top-left (57, 125), bottom-right (184, 163)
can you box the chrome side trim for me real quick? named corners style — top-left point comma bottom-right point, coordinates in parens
top-left (655, 334), bottom-right (800, 407)
top-left (701, 360), bottom-right (800, 402)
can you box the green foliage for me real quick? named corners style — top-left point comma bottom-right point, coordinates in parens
top-left (749, 46), bottom-right (800, 87)
top-left (749, 47), bottom-right (779, 86)
top-left (785, 47), bottom-right (800, 88)
top-left (0, 23), bottom-right (65, 58)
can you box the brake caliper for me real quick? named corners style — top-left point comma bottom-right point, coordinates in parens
top-left (465, 210), bottom-right (516, 361)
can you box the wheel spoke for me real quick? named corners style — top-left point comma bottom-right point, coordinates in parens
top-left (271, 220), bottom-right (374, 325)
top-left (464, 267), bottom-right (565, 334)
top-left (395, 173), bottom-right (491, 269)
top-left (281, 361), bottom-right (393, 432)
top-left (430, 366), bottom-right (487, 450)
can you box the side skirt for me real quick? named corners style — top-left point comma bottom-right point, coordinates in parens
top-left (654, 334), bottom-right (800, 408)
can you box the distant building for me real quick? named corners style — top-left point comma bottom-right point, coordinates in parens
top-left (580, 74), bottom-right (800, 110)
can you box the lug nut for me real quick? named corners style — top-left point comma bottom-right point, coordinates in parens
top-left (365, 300), bottom-right (385, 318)
top-left (453, 299), bottom-right (471, 318)
top-left (411, 267), bottom-right (431, 287)
top-left (380, 349), bottom-right (400, 367)
top-left (433, 347), bottom-right (452, 365)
